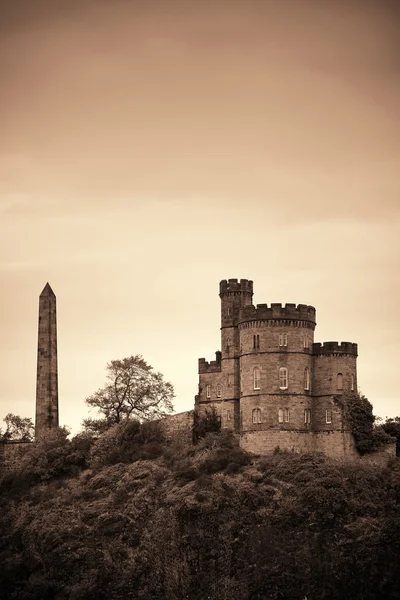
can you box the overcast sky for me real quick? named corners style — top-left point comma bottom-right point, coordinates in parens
top-left (1, 0), bottom-right (399, 434)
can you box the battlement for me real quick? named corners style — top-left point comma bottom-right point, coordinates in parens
top-left (238, 303), bottom-right (316, 324)
top-left (198, 351), bottom-right (222, 374)
top-left (219, 279), bottom-right (253, 295)
top-left (312, 342), bottom-right (358, 356)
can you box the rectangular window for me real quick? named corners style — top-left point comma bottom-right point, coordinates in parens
top-left (303, 336), bottom-right (309, 349)
top-left (216, 384), bottom-right (222, 398)
top-left (252, 408), bottom-right (262, 424)
top-left (278, 408), bottom-right (284, 423)
top-left (279, 367), bottom-right (288, 390)
top-left (226, 410), bottom-right (231, 421)
top-left (206, 384), bottom-right (211, 399)
top-left (326, 409), bottom-right (332, 424)
top-left (337, 373), bottom-right (343, 390)
top-left (351, 374), bottom-right (355, 391)
top-left (279, 333), bottom-right (288, 347)
top-left (253, 367), bottom-right (261, 390)
top-left (304, 409), bottom-right (311, 424)
top-left (304, 368), bottom-right (310, 391)
top-left (284, 408), bottom-right (290, 423)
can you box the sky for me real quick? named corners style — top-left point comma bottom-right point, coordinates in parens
top-left (1, 0), bottom-right (399, 434)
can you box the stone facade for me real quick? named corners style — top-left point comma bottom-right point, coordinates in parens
top-left (195, 278), bottom-right (362, 459)
top-left (35, 283), bottom-right (59, 438)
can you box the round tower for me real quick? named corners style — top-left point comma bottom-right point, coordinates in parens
top-left (311, 342), bottom-right (358, 432)
top-left (238, 303), bottom-right (316, 453)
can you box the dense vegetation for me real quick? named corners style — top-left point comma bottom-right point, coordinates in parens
top-left (1, 423), bottom-right (400, 600)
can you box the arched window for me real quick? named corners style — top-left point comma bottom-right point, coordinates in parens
top-left (304, 367), bottom-right (310, 391)
top-left (252, 408), bottom-right (262, 424)
top-left (304, 408), bottom-right (311, 424)
top-left (351, 374), bottom-right (355, 391)
top-left (253, 367), bottom-right (261, 390)
top-left (337, 373), bottom-right (343, 390)
top-left (279, 367), bottom-right (288, 390)
top-left (216, 383), bottom-right (222, 398)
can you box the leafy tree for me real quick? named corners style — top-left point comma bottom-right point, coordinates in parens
top-left (381, 417), bottom-right (400, 456)
top-left (83, 355), bottom-right (174, 434)
top-left (342, 392), bottom-right (393, 454)
top-left (0, 413), bottom-right (34, 442)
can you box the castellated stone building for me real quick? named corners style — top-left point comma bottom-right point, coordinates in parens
top-left (195, 279), bottom-right (360, 458)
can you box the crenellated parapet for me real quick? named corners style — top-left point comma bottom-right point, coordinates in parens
top-left (219, 279), bottom-right (253, 296)
top-left (198, 351), bottom-right (222, 374)
top-left (238, 303), bottom-right (316, 326)
top-left (312, 342), bottom-right (358, 356)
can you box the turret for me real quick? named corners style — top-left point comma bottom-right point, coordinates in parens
top-left (219, 279), bottom-right (253, 329)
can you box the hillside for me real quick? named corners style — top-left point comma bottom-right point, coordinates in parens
top-left (1, 426), bottom-right (400, 600)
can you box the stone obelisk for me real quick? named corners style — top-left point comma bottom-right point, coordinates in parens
top-left (35, 283), bottom-right (59, 438)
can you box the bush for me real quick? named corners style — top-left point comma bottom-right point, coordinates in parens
top-left (343, 392), bottom-right (393, 455)
top-left (192, 407), bottom-right (221, 443)
top-left (0, 427), bottom-right (92, 490)
top-left (89, 419), bottom-right (166, 468)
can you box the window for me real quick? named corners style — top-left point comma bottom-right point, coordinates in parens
top-left (216, 383), bottom-right (222, 398)
top-left (252, 408), bottom-right (262, 424)
top-left (206, 384), bottom-right (211, 399)
top-left (226, 409), bottom-right (231, 421)
top-left (227, 307), bottom-right (231, 316)
top-left (303, 336), bottom-right (309, 349)
top-left (279, 333), bottom-right (288, 347)
top-left (304, 367), bottom-right (310, 391)
top-left (253, 367), bottom-right (261, 390)
top-left (304, 408), bottom-right (311, 424)
top-left (228, 374), bottom-right (233, 387)
top-left (279, 408), bottom-right (290, 422)
top-left (253, 334), bottom-right (260, 350)
top-left (351, 374), bottom-right (355, 391)
top-left (279, 367), bottom-right (288, 390)
top-left (337, 373), bottom-right (343, 390)
top-left (326, 409), bottom-right (332, 424)
top-left (226, 336), bottom-right (231, 354)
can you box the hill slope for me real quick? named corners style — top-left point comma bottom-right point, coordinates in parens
top-left (1, 429), bottom-right (400, 600)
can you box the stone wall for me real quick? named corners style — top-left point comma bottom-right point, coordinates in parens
top-left (0, 441), bottom-right (32, 472)
top-left (159, 411), bottom-right (194, 449)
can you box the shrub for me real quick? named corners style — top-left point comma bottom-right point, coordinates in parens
top-left (89, 419), bottom-right (165, 468)
top-left (192, 407), bottom-right (221, 443)
top-left (0, 427), bottom-right (89, 489)
top-left (342, 392), bottom-right (393, 455)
